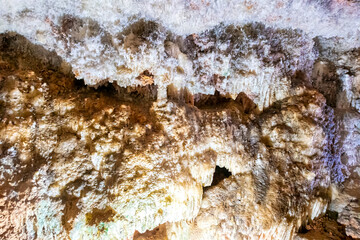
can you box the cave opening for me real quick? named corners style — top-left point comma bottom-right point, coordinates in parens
top-left (210, 166), bottom-right (232, 187)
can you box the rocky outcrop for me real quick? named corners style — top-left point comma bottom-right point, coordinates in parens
top-left (0, 35), bottom-right (343, 239)
top-left (1, 1), bottom-right (360, 109)
top-left (0, 1), bottom-right (360, 239)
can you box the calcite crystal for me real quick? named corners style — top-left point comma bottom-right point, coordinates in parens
top-left (0, 0), bottom-right (360, 239)
top-left (1, 0), bottom-right (360, 108)
top-left (0, 44), bottom-right (339, 239)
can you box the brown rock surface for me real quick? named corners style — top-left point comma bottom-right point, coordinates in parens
top-left (0, 33), bottom-right (348, 240)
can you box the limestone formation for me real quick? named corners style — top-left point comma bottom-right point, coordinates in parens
top-left (0, 1), bottom-right (360, 239)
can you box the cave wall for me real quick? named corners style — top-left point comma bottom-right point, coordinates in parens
top-left (0, 1), bottom-right (360, 239)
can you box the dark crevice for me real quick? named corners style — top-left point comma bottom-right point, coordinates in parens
top-left (113, 82), bottom-right (158, 101)
top-left (0, 33), bottom-right (72, 75)
top-left (297, 224), bottom-right (309, 234)
top-left (210, 166), bottom-right (232, 187)
top-left (297, 211), bottom-right (354, 239)
top-left (194, 90), bottom-right (232, 108)
top-left (167, 84), bottom-right (258, 114)
top-left (72, 77), bottom-right (158, 102)
top-left (73, 78), bottom-right (86, 89)
top-left (311, 60), bottom-right (342, 107)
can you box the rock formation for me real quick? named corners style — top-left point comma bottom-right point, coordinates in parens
top-left (0, 1), bottom-right (359, 239)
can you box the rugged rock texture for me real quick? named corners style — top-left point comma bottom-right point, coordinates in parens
top-left (296, 213), bottom-right (354, 240)
top-left (1, 0), bottom-right (360, 108)
top-left (316, 39), bottom-right (360, 239)
top-left (0, 1), bottom-right (360, 240)
top-left (330, 110), bottom-right (360, 239)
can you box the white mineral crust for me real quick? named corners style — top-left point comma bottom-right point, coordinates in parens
top-left (0, 0), bottom-right (360, 239)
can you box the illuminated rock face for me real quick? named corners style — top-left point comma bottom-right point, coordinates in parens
top-left (1, 0), bottom-right (360, 110)
top-left (0, 50), bottom-right (339, 239)
top-left (0, 1), bottom-right (360, 239)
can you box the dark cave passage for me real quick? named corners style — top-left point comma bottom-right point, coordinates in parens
top-left (210, 166), bottom-right (232, 187)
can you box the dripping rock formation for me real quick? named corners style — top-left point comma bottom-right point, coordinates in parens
top-left (0, 1), bottom-right (360, 239)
